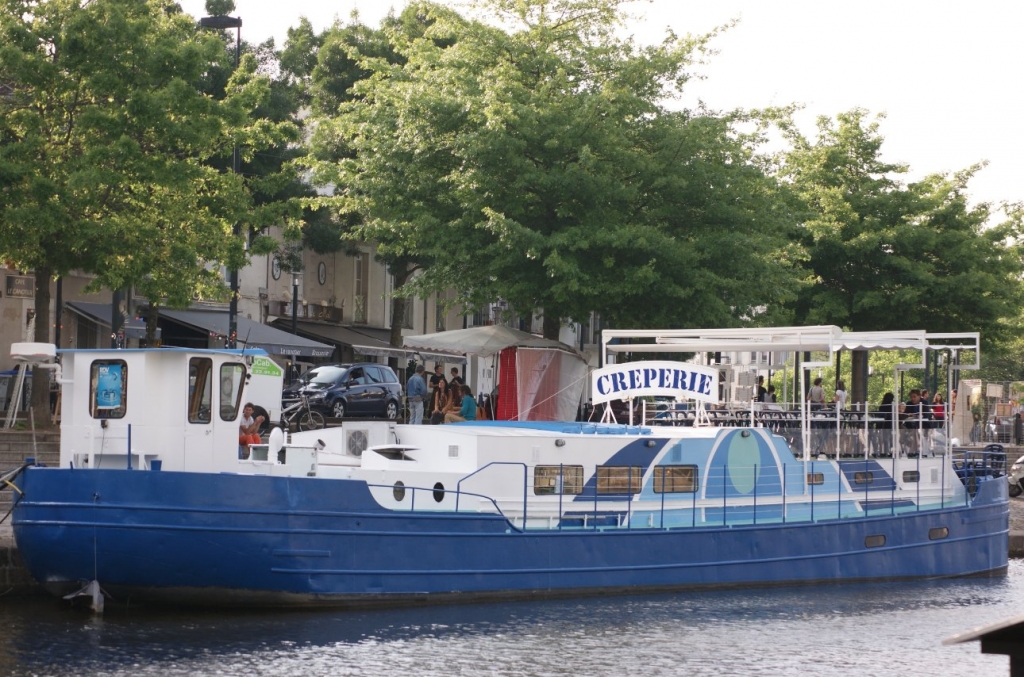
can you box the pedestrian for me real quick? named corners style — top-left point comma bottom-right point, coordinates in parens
top-left (449, 366), bottom-right (465, 389)
top-left (808, 377), bottom-right (826, 410)
top-left (833, 380), bottom-right (847, 410)
top-left (429, 364), bottom-right (447, 391)
top-left (406, 364), bottom-right (427, 425)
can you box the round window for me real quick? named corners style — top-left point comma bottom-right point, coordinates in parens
top-left (432, 482), bottom-right (445, 503)
top-left (393, 481), bottom-right (406, 502)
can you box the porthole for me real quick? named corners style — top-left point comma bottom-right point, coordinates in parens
top-left (433, 482), bottom-right (445, 503)
top-left (903, 471), bottom-right (920, 483)
top-left (929, 527), bottom-right (949, 541)
top-left (393, 481), bottom-right (406, 502)
top-left (865, 534), bottom-right (886, 548)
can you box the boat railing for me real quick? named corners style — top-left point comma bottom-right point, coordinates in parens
top-left (364, 449), bottom-right (1000, 531)
top-left (517, 457), bottom-right (983, 531)
top-left (371, 455), bottom-right (996, 532)
top-left (642, 400), bottom-right (953, 459)
top-left (364, 479), bottom-right (525, 532)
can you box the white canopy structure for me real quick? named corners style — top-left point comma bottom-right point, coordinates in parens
top-left (403, 325), bottom-right (582, 359)
top-left (404, 326), bottom-right (587, 422)
top-left (602, 325), bottom-right (979, 370)
top-left (601, 325), bottom-right (981, 458)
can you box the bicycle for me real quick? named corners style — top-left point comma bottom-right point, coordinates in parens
top-left (280, 393), bottom-right (325, 432)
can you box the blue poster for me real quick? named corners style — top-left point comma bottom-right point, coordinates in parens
top-left (96, 363), bottom-right (123, 410)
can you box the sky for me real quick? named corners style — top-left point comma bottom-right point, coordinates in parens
top-left (178, 0), bottom-right (1024, 214)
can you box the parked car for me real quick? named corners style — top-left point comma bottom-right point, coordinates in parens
top-left (281, 366), bottom-right (330, 409)
top-left (293, 363), bottom-right (403, 420)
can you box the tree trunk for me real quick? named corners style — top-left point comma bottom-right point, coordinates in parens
top-left (542, 313), bottom-right (561, 341)
top-left (851, 350), bottom-right (869, 407)
top-left (30, 265), bottom-right (54, 429)
top-left (389, 266), bottom-right (413, 374)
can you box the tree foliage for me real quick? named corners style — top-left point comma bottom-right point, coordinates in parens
top-left (2, 0), bottom-right (259, 303)
top-left (307, 0), bottom-right (802, 338)
top-left (782, 110), bottom-right (1024, 349)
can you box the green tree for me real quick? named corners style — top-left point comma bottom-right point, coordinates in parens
top-left (0, 0), bottom-right (285, 425)
top-left (782, 109), bottom-right (1024, 341)
top-left (308, 0), bottom-right (801, 339)
top-left (781, 110), bottom-right (1024, 404)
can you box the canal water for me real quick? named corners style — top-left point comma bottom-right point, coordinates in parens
top-left (1, 561), bottom-right (1022, 676)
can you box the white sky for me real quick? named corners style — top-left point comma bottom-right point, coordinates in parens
top-left (178, 0), bottom-right (1024, 212)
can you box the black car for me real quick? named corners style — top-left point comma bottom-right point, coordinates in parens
top-left (281, 366), bottom-right (325, 409)
top-left (294, 363), bottom-right (403, 420)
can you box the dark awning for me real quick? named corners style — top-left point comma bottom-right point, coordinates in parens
top-left (160, 309), bottom-right (334, 358)
top-left (278, 320), bottom-right (465, 364)
top-left (66, 301), bottom-right (157, 340)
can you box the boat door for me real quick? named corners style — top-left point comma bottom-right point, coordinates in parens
top-left (184, 356), bottom-right (216, 463)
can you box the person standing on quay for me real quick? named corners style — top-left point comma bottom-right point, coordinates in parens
top-left (407, 365), bottom-right (427, 425)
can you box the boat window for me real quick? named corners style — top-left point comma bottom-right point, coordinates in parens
top-left (929, 527), bottom-right (949, 540)
top-left (864, 535), bottom-right (886, 548)
top-left (534, 465), bottom-right (584, 495)
top-left (854, 471), bottom-right (874, 484)
top-left (393, 481), bottom-right (406, 502)
top-left (596, 466), bottom-right (643, 495)
top-left (188, 357), bottom-right (213, 424)
top-left (432, 482), bottom-right (445, 503)
top-left (219, 364), bottom-right (246, 421)
top-left (653, 465), bottom-right (698, 493)
top-left (807, 472), bottom-right (825, 485)
top-left (902, 471), bottom-right (920, 483)
top-left (89, 360), bottom-right (128, 419)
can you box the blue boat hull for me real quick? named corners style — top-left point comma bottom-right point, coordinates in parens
top-left (12, 467), bottom-right (1009, 607)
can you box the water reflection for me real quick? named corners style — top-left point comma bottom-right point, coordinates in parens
top-left (0, 561), bottom-right (1020, 676)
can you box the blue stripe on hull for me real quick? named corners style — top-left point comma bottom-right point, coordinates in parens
top-left (12, 468), bottom-right (1009, 607)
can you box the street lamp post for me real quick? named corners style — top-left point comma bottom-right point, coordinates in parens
top-left (200, 14), bottom-right (242, 349)
top-left (291, 272), bottom-right (302, 336)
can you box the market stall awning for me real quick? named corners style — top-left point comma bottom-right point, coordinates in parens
top-left (403, 324), bottom-right (582, 358)
top-left (275, 320), bottom-right (465, 364)
top-left (66, 301), bottom-right (157, 340)
top-left (160, 309), bottom-right (334, 358)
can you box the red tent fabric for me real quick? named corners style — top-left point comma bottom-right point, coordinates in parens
top-left (496, 347), bottom-right (519, 421)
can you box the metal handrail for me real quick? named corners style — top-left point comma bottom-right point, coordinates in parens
top-left (364, 480), bottom-right (523, 533)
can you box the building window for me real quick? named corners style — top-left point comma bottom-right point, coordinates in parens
top-left (653, 465), bottom-right (698, 493)
top-left (77, 317), bottom-right (98, 350)
top-left (435, 294), bottom-right (446, 332)
top-left (534, 465), bottom-right (584, 495)
top-left (89, 360), bottom-right (127, 419)
top-left (354, 252), bottom-right (369, 324)
top-left (596, 466), bottom-right (643, 495)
